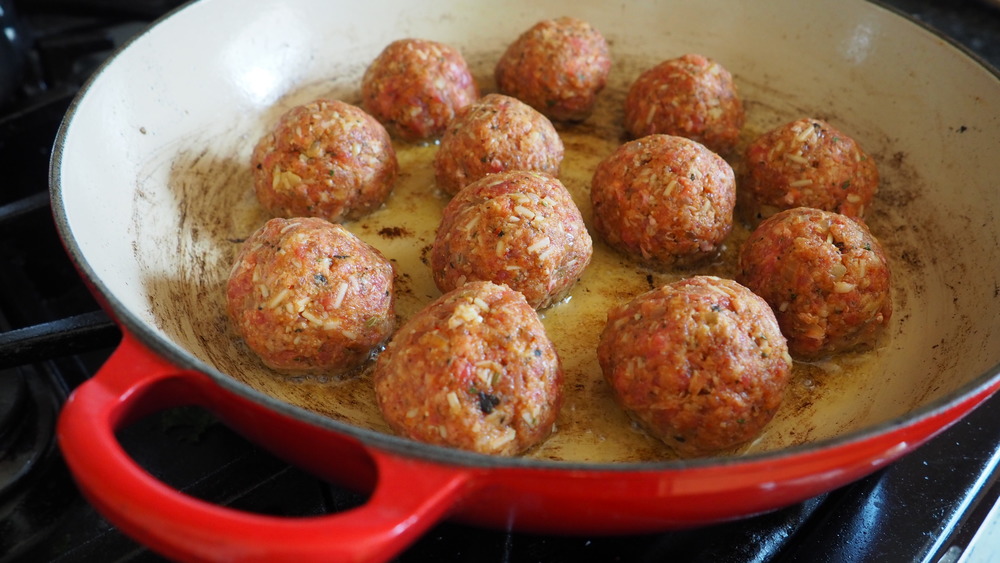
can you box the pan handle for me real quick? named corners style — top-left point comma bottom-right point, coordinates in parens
top-left (57, 332), bottom-right (474, 563)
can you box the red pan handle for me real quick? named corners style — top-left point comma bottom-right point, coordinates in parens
top-left (57, 332), bottom-right (474, 563)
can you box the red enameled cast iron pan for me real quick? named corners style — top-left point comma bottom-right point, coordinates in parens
top-left (50, 0), bottom-right (1000, 561)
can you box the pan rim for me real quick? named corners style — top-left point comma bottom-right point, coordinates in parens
top-left (48, 0), bottom-right (1000, 473)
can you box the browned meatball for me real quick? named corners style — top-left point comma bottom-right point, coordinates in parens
top-left (738, 118), bottom-right (879, 226)
top-left (623, 54), bottom-right (745, 155)
top-left (597, 275), bottom-right (792, 457)
top-left (373, 281), bottom-right (563, 456)
top-left (494, 17), bottom-right (612, 122)
top-left (590, 134), bottom-right (735, 269)
top-left (251, 99), bottom-right (398, 222)
top-left (361, 38), bottom-right (479, 142)
top-left (737, 207), bottom-right (892, 360)
top-left (433, 93), bottom-right (564, 195)
top-left (430, 171), bottom-right (592, 309)
top-left (226, 217), bottom-right (396, 374)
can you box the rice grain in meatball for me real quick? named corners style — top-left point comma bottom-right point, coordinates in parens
top-left (494, 16), bottom-right (612, 122)
top-left (737, 207), bottom-right (892, 360)
top-left (433, 93), bottom-right (564, 195)
top-left (226, 217), bottom-right (396, 374)
top-left (624, 54), bottom-right (745, 155)
top-left (361, 38), bottom-right (479, 142)
top-left (597, 275), bottom-right (792, 458)
top-left (251, 99), bottom-right (398, 223)
top-left (590, 134), bottom-right (736, 269)
top-left (431, 170), bottom-right (592, 309)
top-left (373, 281), bottom-right (563, 456)
top-left (739, 118), bottom-right (879, 226)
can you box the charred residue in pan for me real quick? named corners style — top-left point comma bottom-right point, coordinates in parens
top-left (377, 225), bottom-right (412, 238)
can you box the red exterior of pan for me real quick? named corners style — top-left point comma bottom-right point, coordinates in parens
top-left (57, 331), bottom-right (1000, 563)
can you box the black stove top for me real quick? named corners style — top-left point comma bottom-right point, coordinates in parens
top-left (1, 1), bottom-right (998, 561)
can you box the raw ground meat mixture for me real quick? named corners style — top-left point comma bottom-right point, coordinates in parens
top-left (494, 16), bottom-right (612, 122)
top-left (738, 117), bottom-right (879, 226)
top-left (226, 217), bottom-right (396, 374)
top-left (597, 275), bottom-right (792, 457)
top-left (373, 281), bottom-right (563, 456)
top-left (361, 38), bottom-right (479, 142)
top-left (251, 98), bottom-right (398, 223)
top-left (433, 93), bottom-right (564, 195)
top-left (590, 134), bottom-right (736, 269)
top-left (737, 207), bottom-right (892, 359)
top-left (431, 170), bottom-right (592, 309)
top-left (623, 53), bottom-right (745, 155)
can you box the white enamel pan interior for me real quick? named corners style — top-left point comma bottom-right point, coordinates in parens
top-left (51, 0), bottom-right (1000, 487)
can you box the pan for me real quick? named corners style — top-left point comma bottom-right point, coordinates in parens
top-left (50, 0), bottom-right (1000, 561)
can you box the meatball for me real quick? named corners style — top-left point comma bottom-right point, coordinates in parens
top-left (597, 275), bottom-right (792, 457)
top-left (494, 17), bottom-right (612, 122)
top-left (623, 53), bottom-right (745, 155)
top-left (737, 207), bottom-right (892, 360)
top-left (226, 217), bottom-right (396, 374)
top-left (373, 281), bottom-right (563, 456)
top-left (738, 118), bottom-right (879, 226)
top-left (430, 170), bottom-right (592, 309)
top-left (590, 134), bottom-right (736, 269)
top-left (251, 99), bottom-right (398, 223)
top-left (361, 38), bottom-right (479, 142)
top-left (433, 93), bottom-right (564, 195)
